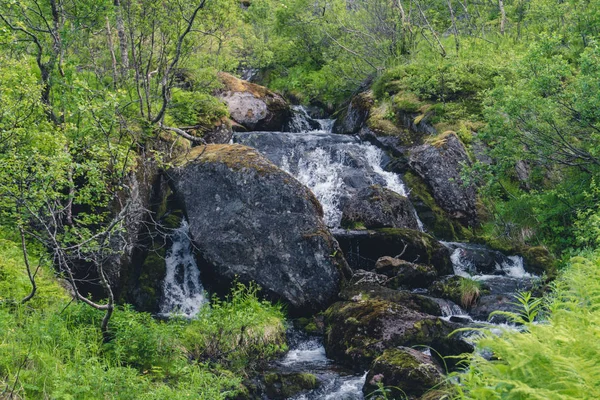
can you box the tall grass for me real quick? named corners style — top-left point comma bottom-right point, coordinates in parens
top-left (0, 227), bottom-right (286, 399)
top-left (452, 251), bottom-right (600, 399)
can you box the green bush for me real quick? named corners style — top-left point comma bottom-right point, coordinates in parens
top-left (168, 88), bottom-right (229, 127)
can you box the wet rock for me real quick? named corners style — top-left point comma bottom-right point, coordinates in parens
top-left (363, 347), bottom-right (444, 399)
top-left (341, 185), bottom-right (421, 230)
top-left (340, 273), bottom-right (442, 316)
top-left (334, 228), bottom-right (453, 275)
top-left (217, 72), bottom-right (290, 131)
top-left (333, 91), bottom-right (374, 135)
top-left (408, 133), bottom-right (478, 226)
top-left (168, 144), bottom-right (350, 313)
top-left (375, 256), bottom-right (437, 289)
top-left (324, 299), bottom-right (454, 369)
top-left (262, 372), bottom-right (319, 399)
top-left (443, 242), bottom-right (513, 275)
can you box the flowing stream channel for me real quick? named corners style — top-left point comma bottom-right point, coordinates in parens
top-left (159, 107), bottom-right (539, 399)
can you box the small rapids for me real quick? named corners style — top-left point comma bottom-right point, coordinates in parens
top-left (273, 329), bottom-right (367, 400)
top-left (158, 220), bottom-right (207, 318)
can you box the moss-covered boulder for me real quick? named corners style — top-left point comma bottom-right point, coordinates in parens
top-left (168, 144), bottom-right (350, 313)
top-left (408, 133), bottom-right (478, 227)
top-left (375, 256), bottom-right (437, 289)
top-left (521, 246), bottom-right (558, 278)
top-left (217, 72), bottom-right (290, 131)
top-left (324, 299), bottom-right (455, 369)
top-left (403, 171), bottom-right (473, 241)
top-left (363, 347), bottom-right (444, 399)
top-left (262, 372), bottom-right (319, 399)
top-left (334, 228), bottom-right (453, 275)
top-left (340, 272), bottom-right (442, 316)
top-left (333, 91), bottom-right (375, 134)
top-left (341, 185), bottom-right (421, 230)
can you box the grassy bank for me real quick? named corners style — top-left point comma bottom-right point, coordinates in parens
top-left (0, 228), bottom-right (286, 399)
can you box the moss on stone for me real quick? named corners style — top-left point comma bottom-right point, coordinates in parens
top-left (521, 246), bottom-right (558, 278)
top-left (263, 372), bottom-right (318, 399)
top-left (403, 171), bottom-right (472, 241)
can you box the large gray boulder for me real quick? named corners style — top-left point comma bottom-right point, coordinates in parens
top-left (217, 72), bottom-right (290, 131)
top-left (341, 185), bottom-right (421, 230)
top-left (167, 144), bottom-right (349, 313)
top-left (408, 133), bottom-right (478, 226)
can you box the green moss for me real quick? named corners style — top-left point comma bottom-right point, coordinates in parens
top-left (263, 372), bottom-right (318, 399)
top-left (403, 171), bottom-right (473, 241)
top-left (521, 246), bottom-right (558, 278)
top-left (173, 144), bottom-right (281, 176)
top-left (429, 276), bottom-right (485, 309)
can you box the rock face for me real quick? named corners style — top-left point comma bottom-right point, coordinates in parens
top-left (334, 228), bottom-right (453, 275)
top-left (332, 91), bottom-right (374, 134)
top-left (217, 72), bottom-right (290, 131)
top-left (167, 144), bottom-right (349, 313)
top-left (341, 185), bottom-right (421, 230)
top-left (363, 347), bottom-right (444, 399)
top-left (375, 256), bottom-right (437, 289)
top-left (408, 133), bottom-right (478, 226)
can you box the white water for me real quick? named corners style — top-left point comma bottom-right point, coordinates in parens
top-left (290, 371), bottom-right (367, 400)
top-left (444, 243), bottom-right (532, 280)
top-left (280, 140), bottom-right (409, 227)
top-left (159, 220), bottom-right (207, 318)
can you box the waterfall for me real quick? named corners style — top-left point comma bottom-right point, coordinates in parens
top-left (159, 220), bottom-right (207, 318)
top-left (235, 123), bottom-right (420, 228)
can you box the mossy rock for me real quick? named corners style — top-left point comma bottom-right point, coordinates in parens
top-left (363, 347), bottom-right (444, 399)
top-left (375, 256), bottom-right (437, 289)
top-left (324, 299), bottom-right (454, 369)
top-left (403, 171), bottom-right (473, 241)
top-left (262, 372), bottom-right (319, 399)
top-left (340, 274), bottom-right (442, 316)
top-left (521, 246), bottom-right (558, 278)
top-left (334, 228), bottom-right (453, 275)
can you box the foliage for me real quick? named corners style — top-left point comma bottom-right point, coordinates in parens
top-left (451, 251), bottom-right (600, 399)
top-left (0, 254), bottom-right (285, 399)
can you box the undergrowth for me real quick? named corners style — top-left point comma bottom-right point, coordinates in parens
top-left (0, 228), bottom-right (286, 399)
top-left (451, 250), bottom-right (600, 399)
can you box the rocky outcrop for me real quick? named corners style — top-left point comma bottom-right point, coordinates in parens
top-left (334, 228), bottom-right (453, 275)
top-left (341, 185), bottom-right (421, 230)
top-left (167, 144), bottom-right (349, 313)
top-left (408, 133), bottom-right (478, 226)
top-left (375, 256), bottom-right (437, 289)
top-left (324, 298), bottom-right (457, 369)
top-left (340, 271), bottom-right (442, 316)
top-left (332, 91), bottom-right (374, 134)
top-left (363, 347), bottom-right (444, 399)
top-left (217, 72), bottom-right (290, 131)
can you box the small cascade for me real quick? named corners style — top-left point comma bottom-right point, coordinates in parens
top-left (435, 298), bottom-right (468, 317)
top-left (286, 105), bottom-right (323, 133)
top-left (442, 241), bottom-right (533, 279)
top-left (234, 130), bottom-right (413, 227)
top-left (159, 220), bottom-right (207, 318)
top-left (274, 329), bottom-right (366, 400)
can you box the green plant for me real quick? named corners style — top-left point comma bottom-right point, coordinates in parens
top-left (458, 278), bottom-right (482, 309)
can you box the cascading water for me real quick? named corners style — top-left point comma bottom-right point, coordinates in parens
top-left (159, 220), bottom-right (207, 318)
top-left (234, 108), bottom-right (421, 228)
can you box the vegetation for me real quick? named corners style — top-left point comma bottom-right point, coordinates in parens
top-left (1, 0), bottom-right (600, 398)
top-left (0, 230), bottom-right (285, 398)
top-left (451, 251), bottom-right (600, 399)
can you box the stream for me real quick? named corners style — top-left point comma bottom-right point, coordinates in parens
top-left (158, 107), bottom-right (539, 399)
